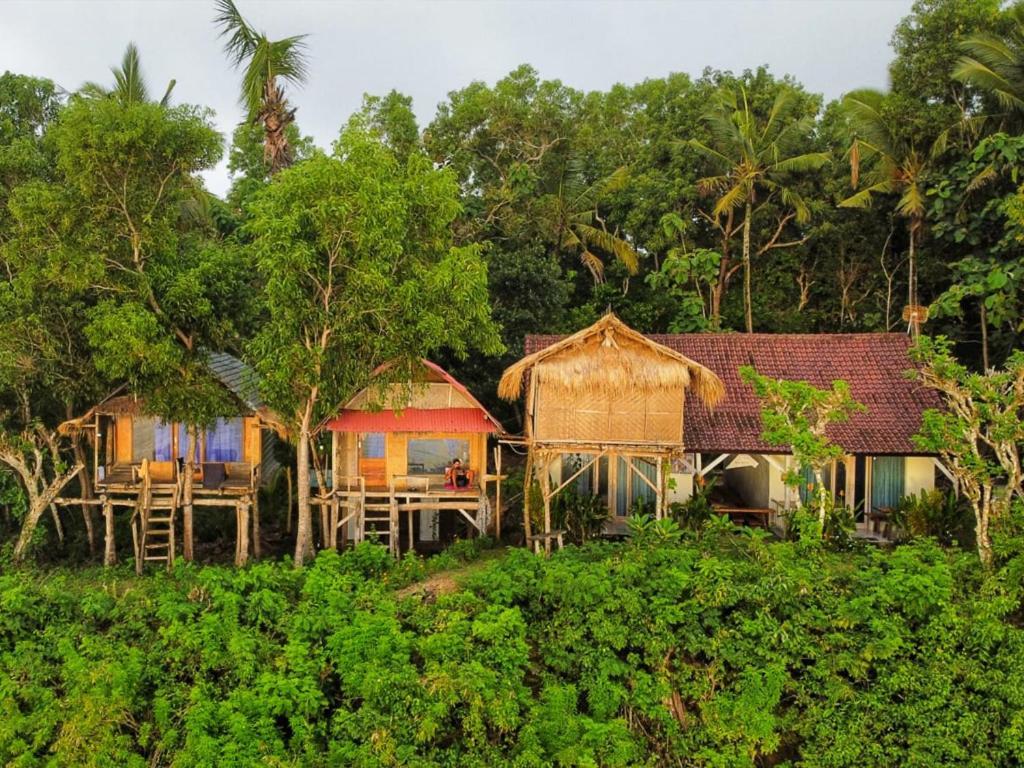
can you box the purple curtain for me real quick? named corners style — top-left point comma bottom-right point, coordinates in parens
top-left (205, 418), bottom-right (243, 462)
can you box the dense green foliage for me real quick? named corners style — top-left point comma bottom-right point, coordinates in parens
top-left (3, 532), bottom-right (1023, 766)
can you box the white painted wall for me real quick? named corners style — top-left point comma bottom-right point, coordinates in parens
top-left (667, 472), bottom-right (693, 504)
top-left (904, 457), bottom-right (936, 497)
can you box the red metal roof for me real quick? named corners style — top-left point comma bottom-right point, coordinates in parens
top-left (525, 332), bottom-right (941, 456)
top-left (327, 407), bottom-right (498, 433)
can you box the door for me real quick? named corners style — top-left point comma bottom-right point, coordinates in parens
top-left (359, 433), bottom-right (387, 488)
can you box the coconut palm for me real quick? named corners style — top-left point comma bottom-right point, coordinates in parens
top-left (214, 0), bottom-right (309, 175)
top-left (688, 86), bottom-right (829, 332)
top-left (554, 162), bottom-right (639, 284)
top-left (953, 3), bottom-right (1024, 133)
top-left (81, 42), bottom-right (175, 106)
top-left (839, 88), bottom-right (930, 335)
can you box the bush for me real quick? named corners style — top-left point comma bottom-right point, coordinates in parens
top-left (892, 488), bottom-right (975, 548)
top-left (1, 536), bottom-right (1023, 766)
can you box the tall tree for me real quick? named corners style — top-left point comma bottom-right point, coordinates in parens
top-left (80, 42), bottom-right (176, 106)
top-left (840, 88), bottom-right (932, 336)
top-left (215, 0), bottom-right (309, 174)
top-left (912, 336), bottom-right (1024, 566)
top-left (246, 126), bottom-right (501, 566)
top-left (7, 96), bottom-right (246, 561)
top-left (954, 2), bottom-right (1024, 134)
top-left (688, 86), bottom-right (829, 332)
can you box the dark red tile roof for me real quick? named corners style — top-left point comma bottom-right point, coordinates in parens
top-left (525, 333), bottom-right (941, 456)
top-left (327, 407), bottom-right (497, 433)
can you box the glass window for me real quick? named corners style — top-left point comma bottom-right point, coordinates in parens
top-left (205, 418), bottom-right (244, 462)
top-left (798, 464), bottom-right (833, 504)
top-left (361, 433), bottom-right (385, 459)
top-left (871, 456), bottom-right (905, 510)
top-left (562, 453), bottom-right (594, 495)
top-left (132, 417), bottom-right (175, 462)
top-left (407, 438), bottom-right (468, 475)
top-left (615, 457), bottom-right (656, 516)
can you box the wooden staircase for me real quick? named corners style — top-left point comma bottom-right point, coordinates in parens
top-left (133, 476), bottom-right (179, 573)
top-left (361, 492), bottom-right (397, 555)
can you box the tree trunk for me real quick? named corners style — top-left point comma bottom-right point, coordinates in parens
top-left (814, 467), bottom-right (827, 532)
top-left (183, 427), bottom-right (197, 561)
top-left (294, 403), bottom-right (315, 567)
top-left (980, 301), bottom-right (989, 372)
top-left (12, 462), bottom-right (84, 561)
top-left (72, 436), bottom-right (96, 557)
top-left (742, 200), bottom-right (753, 334)
top-left (907, 221), bottom-right (918, 338)
top-left (103, 496), bottom-right (116, 566)
top-left (975, 488), bottom-right (993, 568)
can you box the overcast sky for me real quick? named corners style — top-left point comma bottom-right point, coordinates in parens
top-left (3, 0), bottom-right (913, 196)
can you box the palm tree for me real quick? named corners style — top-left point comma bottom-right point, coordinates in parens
top-left (214, 0), bottom-right (309, 175)
top-left (688, 86), bottom-right (829, 332)
top-left (81, 42), bottom-right (175, 106)
top-left (554, 163), bottom-right (639, 284)
top-left (839, 89), bottom-right (930, 336)
top-left (953, 3), bottom-right (1024, 134)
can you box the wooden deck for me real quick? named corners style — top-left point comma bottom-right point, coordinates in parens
top-left (314, 476), bottom-right (489, 556)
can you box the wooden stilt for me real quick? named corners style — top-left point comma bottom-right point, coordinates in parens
top-left (236, 500), bottom-right (250, 567)
top-left (252, 490), bottom-right (261, 560)
top-left (495, 445), bottom-right (503, 542)
top-left (285, 466), bottom-right (293, 535)
top-left (655, 458), bottom-right (664, 520)
top-left (329, 494), bottom-right (339, 549)
top-left (522, 451), bottom-right (534, 546)
top-left (540, 455), bottom-right (552, 555)
top-left (389, 493), bottom-right (399, 557)
top-left (102, 495), bottom-right (116, 567)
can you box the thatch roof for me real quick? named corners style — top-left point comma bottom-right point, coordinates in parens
top-left (498, 313), bottom-right (725, 408)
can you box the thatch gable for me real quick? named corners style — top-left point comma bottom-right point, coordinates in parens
top-left (500, 314), bottom-right (723, 446)
top-left (498, 313), bottom-right (724, 407)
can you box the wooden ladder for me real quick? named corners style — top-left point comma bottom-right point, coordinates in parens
top-left (361, 492), bottom-right (398, 555)
top-left (134, 477), bottom-right (179, 573)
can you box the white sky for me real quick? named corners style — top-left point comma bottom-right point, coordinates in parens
top-left (2, 0), bottom-right (913, 196)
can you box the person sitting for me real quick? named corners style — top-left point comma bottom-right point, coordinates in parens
top-left (445, 458), bottom-right (474, 489)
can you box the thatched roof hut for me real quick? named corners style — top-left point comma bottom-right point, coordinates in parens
top-left (499, 313), bottom-right (724, 447)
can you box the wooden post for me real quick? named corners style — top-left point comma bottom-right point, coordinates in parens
top-left (102, 495), bottom-right (116, 567)
top-left (388, 491), bottom-right (399, 557)
top-left (494, 445), bottom-right (502, 542)
top-left (655, 456), bottom-right (664, 520)
top-left (540, 454), bottom-right (552, 555)
top-left (285, 465), bottom-right (293, 535)
top-left (329, 494), bottom-right (339, 549)
top-left (252, 488), bottom-right (261, 560)
top-left (182, 427), bottom-right (196, 562)
top-left (236, 499), bottom-right (250, 567)
top-left (522, 451), bottom-right (534, 546)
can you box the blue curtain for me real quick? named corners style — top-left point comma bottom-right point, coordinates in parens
top-left (615, 457), bottom-right (657, 516)
top-left (154, 421), bottom-right (174, 461)
top-left (176, 425), bottom-right (201, 462)
top-left (615, 457), bottom-right (628, 515)
top-left (871, 457), bottom-right (905, 510)
top-left (562, 454), bottom-right (593, 495)
top-left (798, 464), bottom-right (832, 504)
top-left (635, 459), bottom-right (657, 506)
top-left (205, 418), bottom-right (243, 462)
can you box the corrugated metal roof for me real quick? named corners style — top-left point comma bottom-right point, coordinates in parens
top-left (326, 407), bottom-right (498, 433)
top-left (525, 332), bottom-right (940, 456)
top-left (207, 352), bottom-right (262, 411)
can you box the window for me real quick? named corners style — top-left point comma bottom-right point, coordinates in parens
top-left (614, 457), bottom-right (656, 516)
top-left (205, 418), bottom-right (244, 462)
top-left (361, 433), bottom-right (385, 459)
top-left (798, 464), bottom-right (833, 504)
top-left (407, 438), bottom-right (468, 475)
top-left (871, 456), bottom-right (905, 510)
top-left (132, 417), bottom-right (174, 462)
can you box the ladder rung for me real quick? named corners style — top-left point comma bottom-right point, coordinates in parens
top-left (148, 517), bottom-right (173, 523)
top-left (146, 530), bottom-right (171, 536)
top-left (143, 556), bottom-right (169, 561)
top-left (145, 543), bottom-right (169, 550)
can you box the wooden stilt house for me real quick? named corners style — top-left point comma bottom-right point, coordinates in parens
top-left (322, 359), bottom-right (505, 555)
top-left (58, 353), bottom-right (283, 570)
top-left (498, 313), bottom-right (725, 551)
